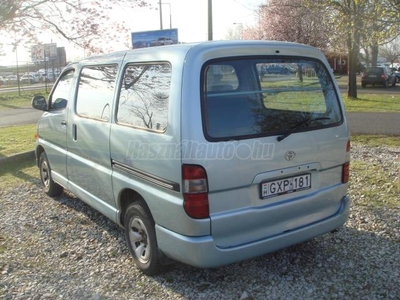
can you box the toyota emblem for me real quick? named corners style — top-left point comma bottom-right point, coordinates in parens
top-left (285, 151), bottom-right (296, 161)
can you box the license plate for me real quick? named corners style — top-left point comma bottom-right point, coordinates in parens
top-left (261, 174), bottom-right (311, 199)
top-left (369, 75), bottom-right (377, 78)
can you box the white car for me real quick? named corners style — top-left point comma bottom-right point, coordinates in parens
top-left (150, 37), bottom-right (174, 47)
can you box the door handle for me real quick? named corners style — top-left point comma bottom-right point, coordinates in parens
top-left (72, 124), bottom-right (77, 141)
top-left (61, 120), bottom-right (67, 126)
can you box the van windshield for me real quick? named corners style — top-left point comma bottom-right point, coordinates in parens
top-left (202, 58), bottom-right (342, 141)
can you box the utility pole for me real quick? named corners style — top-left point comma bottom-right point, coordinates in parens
top-left (208, 0), bottom-right (213, 41)
top-left (159, 1), bottom-right (163, 29)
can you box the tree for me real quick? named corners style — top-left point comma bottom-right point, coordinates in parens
top-left (380, 37), bottom-right (400, 66)
top-left (243, 0), bottom-right (332, 51)
top-left (0, 0), bottom-right (148, 55)
top-left (359, 0), bottom-right (400, 67)
top-left (316, 0), bottom-right (400, 98)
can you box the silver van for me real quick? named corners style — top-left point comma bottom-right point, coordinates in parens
top-left (32, 41), bottom-right (351, 275)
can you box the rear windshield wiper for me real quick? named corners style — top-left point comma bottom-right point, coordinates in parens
top-left (277, 117), bottom-right (331, 142)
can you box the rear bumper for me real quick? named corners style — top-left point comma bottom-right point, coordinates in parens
top-left (361, 79), bottom-right (386, 85)
top-left (156, 195), bottom-right (351, 268)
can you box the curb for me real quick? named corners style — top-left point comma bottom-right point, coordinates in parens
top-left (0, 150), bottom-right (35, 167)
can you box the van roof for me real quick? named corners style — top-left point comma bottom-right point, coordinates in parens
top-left (73, 40), bottom-right (323, 66)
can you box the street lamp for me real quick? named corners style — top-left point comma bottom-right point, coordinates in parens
top-left (159, 2), bottom-right (172, 30)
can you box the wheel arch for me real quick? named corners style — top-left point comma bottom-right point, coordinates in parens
top-left (118, 188), bottom-right (151, 227)
top-left (35, 145), bottom-right (45, 167)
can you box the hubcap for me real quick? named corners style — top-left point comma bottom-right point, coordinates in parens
top-left (128, 217), bottom-right (150, 264)
top-left (40, 160), bottom-right (49, 187)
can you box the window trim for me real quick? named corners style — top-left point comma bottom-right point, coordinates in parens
top-left (48, 68), bottom-right (75, 111)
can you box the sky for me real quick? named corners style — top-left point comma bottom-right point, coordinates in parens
top-left (0, 0), bottom-right (264, 66)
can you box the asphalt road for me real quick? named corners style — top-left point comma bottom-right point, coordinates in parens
top-left (0, 107), bottom-right (399, 136)
top-left (347, 112), bottom-right (400, 136)
top-left (0, 107), bottom-right (44, 127)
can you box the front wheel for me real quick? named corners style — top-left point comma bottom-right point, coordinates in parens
top-left (39, 152), bottom-right (63, 197)
top-left (124, 201), bottom-right (162, 276)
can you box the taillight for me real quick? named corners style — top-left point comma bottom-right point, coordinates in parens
top-left (346, 140), bottom-right (351, 152)
top-left (381, 74), bottom-right (387, 79)
top-left (182, 164), bottom-right (209, 219)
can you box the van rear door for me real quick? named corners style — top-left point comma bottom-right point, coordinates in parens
top-left (196, 57), bottom-right (349, 248)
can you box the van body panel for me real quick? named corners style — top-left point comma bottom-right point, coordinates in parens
top-left (66, 118), bottom-right (114, 207)
top-left (68, 179), bottom-right (118, 222)
top-left (111, 167), bottom-right (210, 236)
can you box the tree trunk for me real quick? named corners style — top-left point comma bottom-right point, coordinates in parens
top-left (348, 47), bottom-right (358, 98)
top-left (371, 44), bottom-right (379, 67)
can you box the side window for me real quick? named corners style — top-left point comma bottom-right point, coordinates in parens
top-left (117, 63), bottom-right (171, 132)
top-left (76, 65), bottom-right (118, 121)
top-left (49, 70), bottom-right (74, 110)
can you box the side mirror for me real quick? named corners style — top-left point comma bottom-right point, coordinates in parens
top-left (31, 95), bottom-right (48, 111)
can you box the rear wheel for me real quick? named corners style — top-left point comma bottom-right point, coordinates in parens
top-left (383, 80), bottom-right (388, 88)
top-left (124, 201), bottom-right (162, 276)
top-left (39, 152), bottom-right (63, 197)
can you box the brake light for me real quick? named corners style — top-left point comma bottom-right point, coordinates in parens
top-left (182, 165), bottom-right (209, 219)
top-left (381, 74), bottom-right (387, 79)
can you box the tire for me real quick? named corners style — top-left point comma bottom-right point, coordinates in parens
top-left (124, 201), bottom-right (162, 276)
top-left (39, 152), bottom-right (63, 197)
top-left (392, 79), bottom-right (396, 87)
top-left (383, 80), bottom-right (388, 88)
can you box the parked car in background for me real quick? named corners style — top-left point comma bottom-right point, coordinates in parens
top-left (150, 37), bottom-right (174, 47)
top-left (0, 76), bottom-right (5, 85)
top-left (45, 72), bottom-right (56, 82)
top-left (361, 66), bottom-right (396, 88)
top-left (20, 74), bottom-right (38, 84)
top-left (5, 74), bottom-right (18, 84)
top-left (389, 67), bottom-right (400, 83)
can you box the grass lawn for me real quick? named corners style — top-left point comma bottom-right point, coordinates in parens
top-left (351, 134), bottom-right (400, 147)
top-left (0, 124), bottom-right (37, 157)
top-left (342, 94), bottom-right (400, 112)
top-left (0, 159), bottom-right (38, 190)
top-left (0, 89), bottom-right (49, 110)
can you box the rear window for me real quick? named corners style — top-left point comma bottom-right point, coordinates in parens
top-left (365, 67), bottom-right (384, 75)
top-left (202, 57), bottom-right (342, 141)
